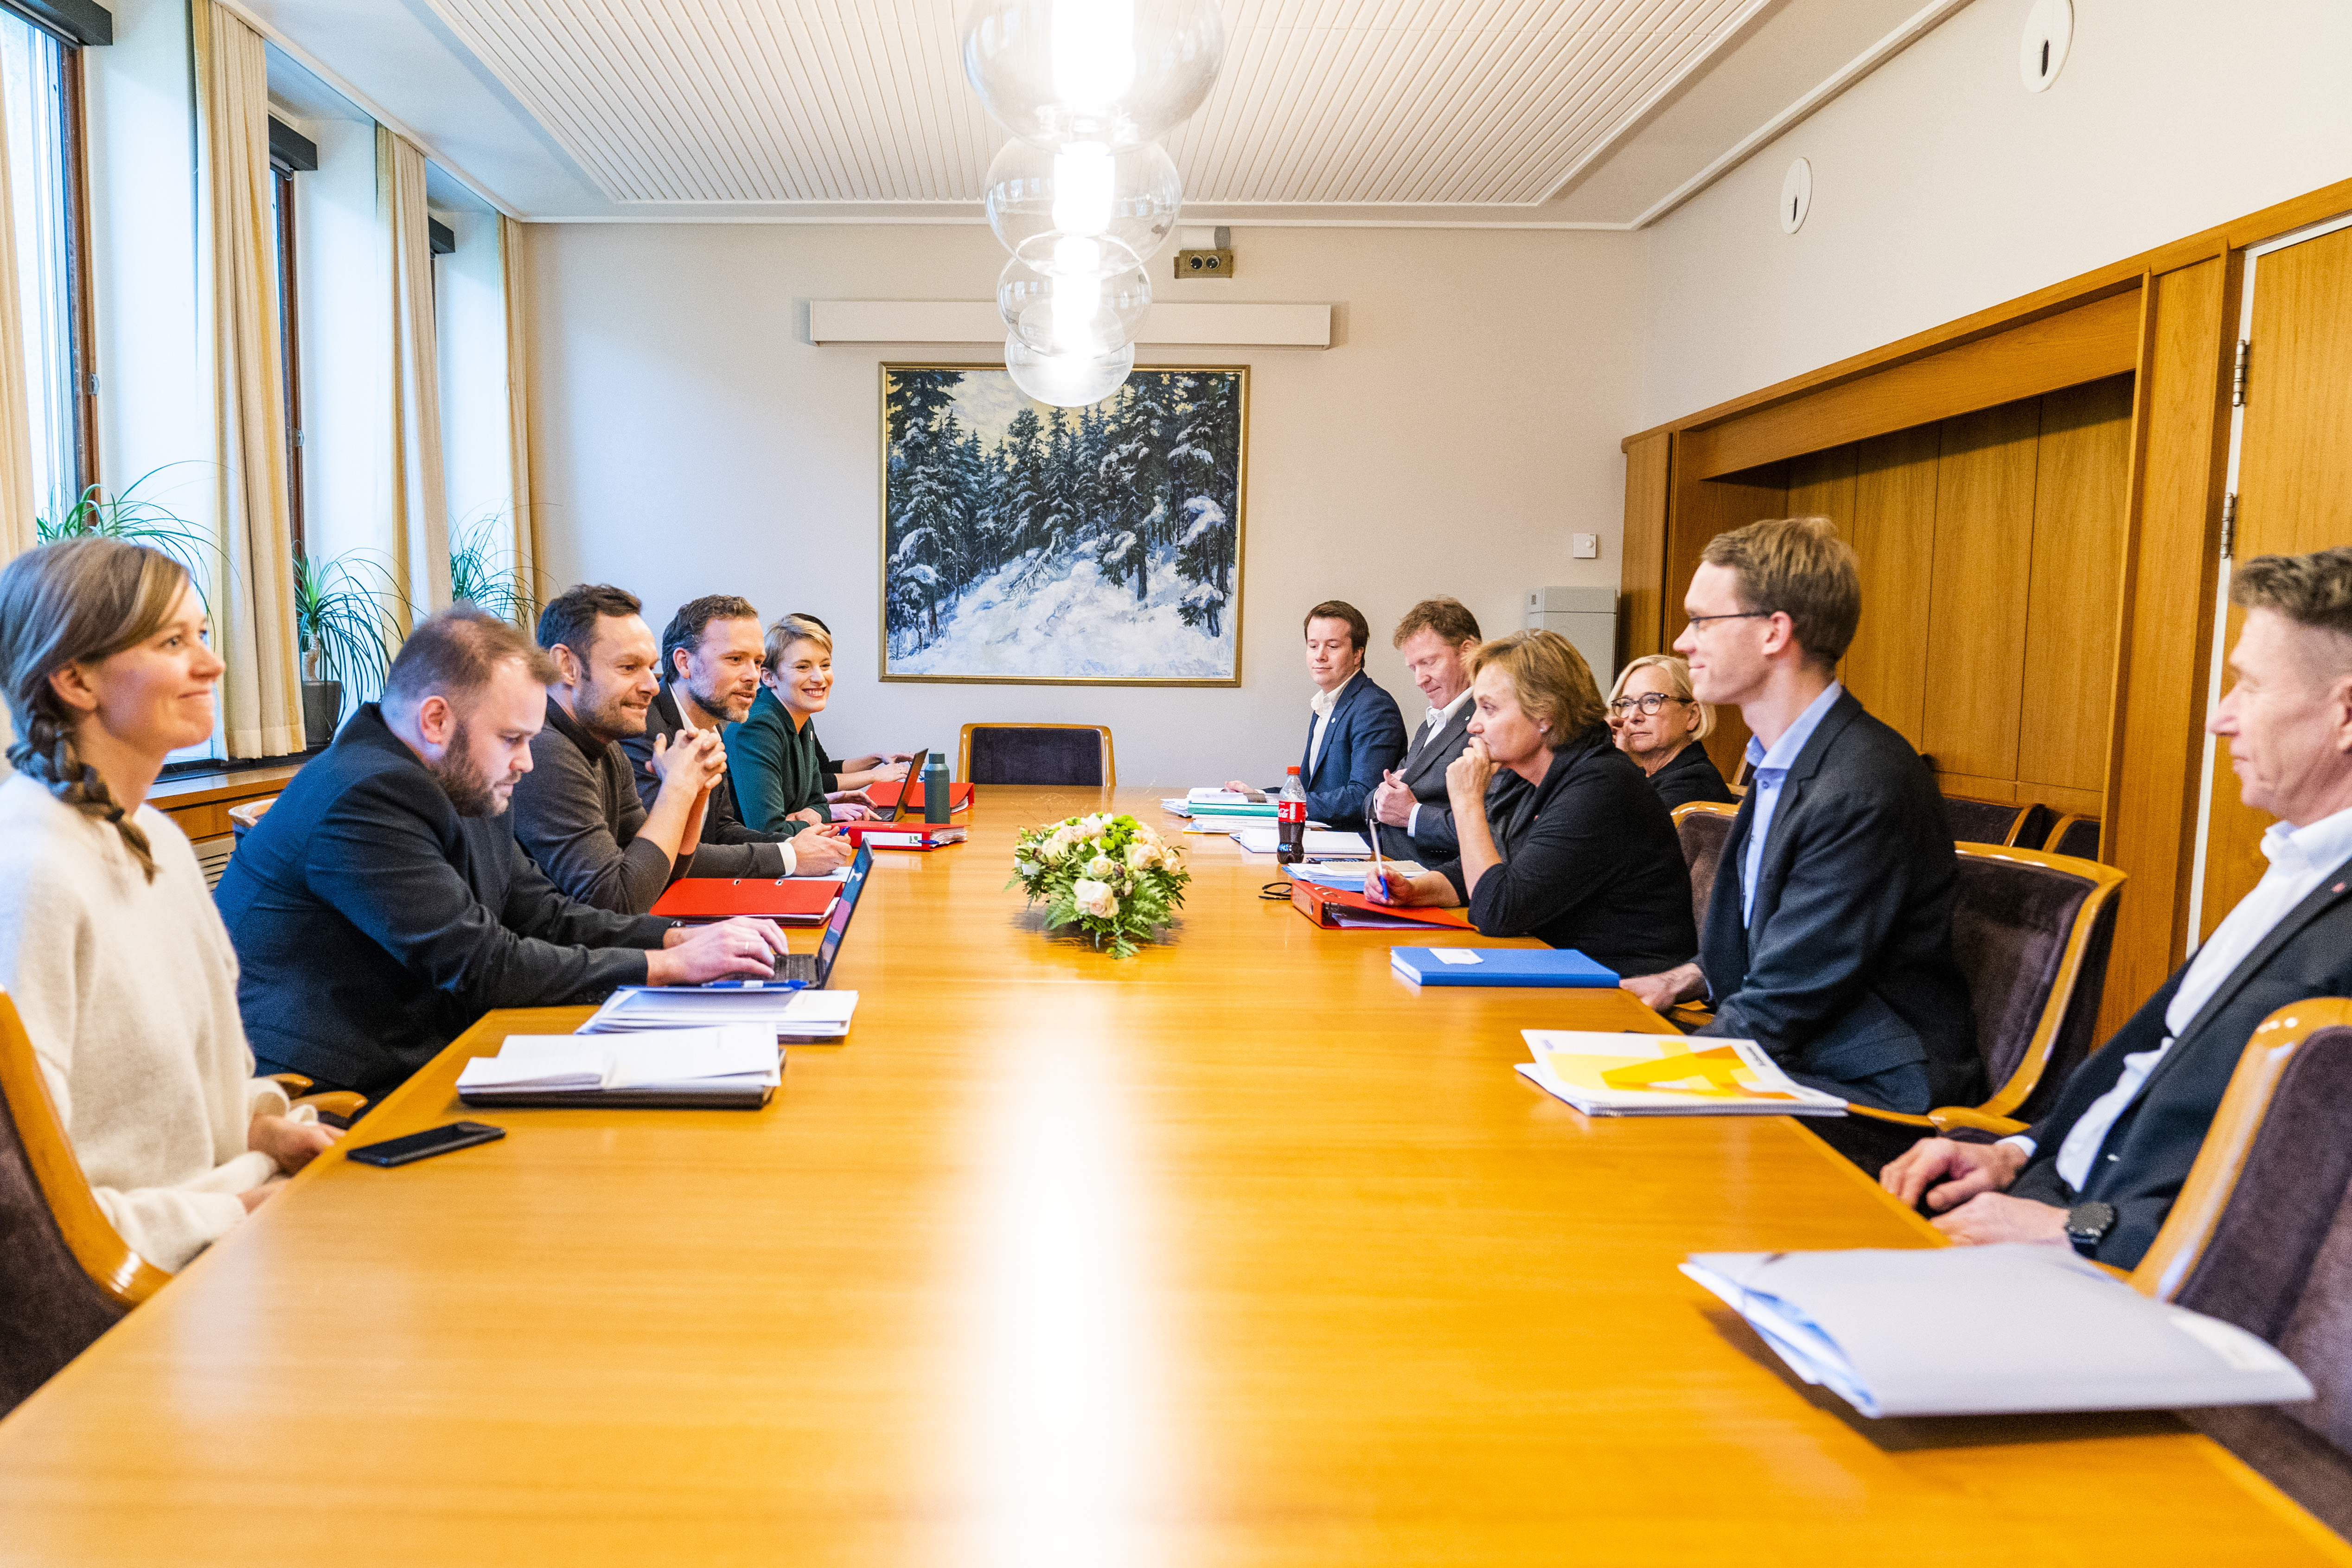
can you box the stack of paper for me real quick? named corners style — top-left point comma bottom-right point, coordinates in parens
top-left (1188, 787), bottom-right (1274, 813)
top-left (581, 987), bottom-right (861, 1042)
top-left (1681, 1244), bottom-right (2314, 1418)
top-left (1517, 1030), bottom-right (1847, 1116)
top-left (1292, 860), bottom-right (1424, 890)
top-left (456, 1026), bottom-right (781, 1107)
top-left (1234, 827), bottom-right (1371, 857)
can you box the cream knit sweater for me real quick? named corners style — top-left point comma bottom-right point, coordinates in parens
top-left (0, 773), bottom-right (288, 1271)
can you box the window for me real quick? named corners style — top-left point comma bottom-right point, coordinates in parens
top-left (0, 6), bottom-right (95, 525)
top-left (268, 132), bottom-right (309, 553)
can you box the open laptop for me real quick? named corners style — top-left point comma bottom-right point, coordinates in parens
top-left (767, 843), bottom-right (873, 986)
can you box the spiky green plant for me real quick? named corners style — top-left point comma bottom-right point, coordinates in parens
top-left (293, 550), bottom-right (404, 697)
top-left (36, 466), bottom-right (218, 605)
top-left (448, 512), bottom-right (540, 629)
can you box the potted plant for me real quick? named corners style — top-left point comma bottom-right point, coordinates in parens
top-left (36, 467), bottom-right (218, 598)
top-left (293, 550), bottom-right (403, 747)
top-left (448, 511), bottom-right (541, 629)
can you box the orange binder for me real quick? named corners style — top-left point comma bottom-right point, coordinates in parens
top-left (864, 780), bottom-right (973, 813)
top-left (650, 877), bottom-right (841, 923)
top-left (1289, 879), bottom-right (1473, 930)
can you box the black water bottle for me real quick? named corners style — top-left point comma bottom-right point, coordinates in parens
top-left (922, 751), bottom-right (952, 825)
top-left (1277, 765), bottom-right (1307, 866)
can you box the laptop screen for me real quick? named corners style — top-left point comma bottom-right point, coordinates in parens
top-left (887, 752), bottom-right (927, 821)
top-left (812, 843), bottom-right (874, 985)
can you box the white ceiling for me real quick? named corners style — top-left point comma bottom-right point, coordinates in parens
top-left (235, 0), bottom-right (1972, 224)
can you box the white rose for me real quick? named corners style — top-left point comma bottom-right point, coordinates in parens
top-left (1125, 843), bottom-right (1158, 870)
top-left (1072, 878), bottom-right (1118, 919)
top-left (1087, 855), bottom-right (1119, 878)
top-left (1015, 858), bottom-right (1038, 877)
top-left (1045, 829), bottom-right (1079, 860)
top-left (1081, 813), bottom-right (1106, 834)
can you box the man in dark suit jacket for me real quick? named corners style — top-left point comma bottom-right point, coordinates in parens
top-left (1371, 597), bottom-right (1482, 859)
top-left (1225, 599), bottom-right (1406, 825)
top-left (1622, 517), bottom-right (1980, 1116)
top-left (1884, 546), bottom-right (2352, 1268)
top-left (215, 608), bottom-right (787, 1099)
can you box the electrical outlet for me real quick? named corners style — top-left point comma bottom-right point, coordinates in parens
top-left (1572, 533), bottom-right (1600, 559)
top-left (1174, 248), bottom-right (1235, 279)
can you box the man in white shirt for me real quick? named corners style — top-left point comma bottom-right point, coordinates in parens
top-left (1883, 546), bottom-right (2352, 1267)
top-left (1227, 600), bottom-right (1406, 823)
top-left (1370, 597), bottom-right (1483, 858)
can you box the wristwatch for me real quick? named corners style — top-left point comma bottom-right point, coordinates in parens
top-left (2064, 1200), bottom-right (2117, 1257)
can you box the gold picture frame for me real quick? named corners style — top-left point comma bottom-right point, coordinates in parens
top-left (878, 362), bottom-right (1248, 687)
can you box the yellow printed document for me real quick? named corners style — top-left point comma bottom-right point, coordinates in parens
top-left (1517, 1031), bottom-right (1847, 1118)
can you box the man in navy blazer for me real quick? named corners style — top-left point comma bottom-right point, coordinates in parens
top-left (1228, 599), bottom-right (1406, 824)
top-left (1884, 546), bottom-right (2352, 1268)
top-left (1622, 517), bottom-right (1981, 1119)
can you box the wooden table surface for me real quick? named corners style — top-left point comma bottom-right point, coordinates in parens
top-left (0, 786), bottom-right (2340, 1565)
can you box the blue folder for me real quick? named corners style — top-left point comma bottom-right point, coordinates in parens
top-left (1389, 947), bottom-right (1619, 987)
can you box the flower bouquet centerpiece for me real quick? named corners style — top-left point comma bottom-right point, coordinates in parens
top-left (1009, 813), bottom-right (1190, 958)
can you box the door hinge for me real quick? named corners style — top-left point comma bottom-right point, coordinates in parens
top-left (2220, 493), bottom-right (2237, 558)
top-left (2231, 339), bottom-right (2250, 407)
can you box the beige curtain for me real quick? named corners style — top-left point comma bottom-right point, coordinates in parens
top-left (0, 55), bottom-right (32, 571)
top-left (192, 0), bottom-right (304, 757)
top-left (499, 215), bottom-right (542, 613)
top-left (377, 124), bottom-right (451, 627)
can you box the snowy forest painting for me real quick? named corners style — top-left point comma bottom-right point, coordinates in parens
top-left (880, 365), bottom-right (1245, 684)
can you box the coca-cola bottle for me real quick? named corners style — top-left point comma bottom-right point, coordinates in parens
top-left (1277, 766), bottom-right (1308, 866)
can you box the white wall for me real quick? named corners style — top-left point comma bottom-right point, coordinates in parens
top-left (526, 223), bottom-right (1644, 787)
top-left (434, 206), bottom-right (511, 544)
top-left (1638, 0), bottom-right (2352, 427)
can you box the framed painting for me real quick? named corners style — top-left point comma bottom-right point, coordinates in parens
top-left (879, 363), bottom-right (1247, 685)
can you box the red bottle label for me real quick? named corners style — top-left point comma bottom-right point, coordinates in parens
top-left (1278, 799), bottom-right (1306, 824)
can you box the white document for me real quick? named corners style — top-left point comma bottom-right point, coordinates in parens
top-left (1681, 1244), bottom-right (2315, 1418)
top-left (1517, 1030), bottom-right (1847, 1117)
top-left (580, 988), bottom-right (860, 1040)
top-left (1188, 787), bottom-right (1265, 805)
top-left (459, 1027), bottom-right (781, 1094)
top-left (1159, 798), bottom-right (1195, 819)
top-left (1233, 827), bottom-right (1372, 857)
top-left (1291, 859), bottom-right (1424, 891)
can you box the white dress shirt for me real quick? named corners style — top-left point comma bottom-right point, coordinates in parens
top-left (1738, 682), bottom-right (1845, 927)
top-left (1308, 671), bottom-right (1360, 775)
top-left (1403, 687), bottom-right (1474, 836)
top-left (2005, 803), bottom-right (2352, 1189)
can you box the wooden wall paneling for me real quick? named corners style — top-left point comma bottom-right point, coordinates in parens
top-left (1680, 290), bottom-right (2142, 481)
top-left (2018, 375), bottom-right (2136, 794)
top-left (2104, 257), bottom-right (2232, 1036)
top-left (1783, 443), bottom-right (1857, 520)
top-left (1840, 426), bottom-right (1941, 751)
top-left (1617, 431), bottom-right (1672, 665)
top-left (2196, 224), bottom-right (2352, 940)
top-left (1665, 437), bottom-right (1784, 776)
top-left (1921, 400), bottom-right (2042, 781)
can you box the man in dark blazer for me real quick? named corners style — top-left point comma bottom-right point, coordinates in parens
top-left (1226, 599), bottom-right (1406, 825)
top-left (216, 608), bottom-right (787, 1100)
top-left (1622, 517), bottom-right (1981, 1118)
top-left (1370, 597), bottom-right (1482, 859)
top-left (1884, 546), bottom-right (2352, 1268)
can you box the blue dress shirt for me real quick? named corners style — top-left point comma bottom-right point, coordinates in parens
top-left (1739, 681), bottom-right (1846, 927)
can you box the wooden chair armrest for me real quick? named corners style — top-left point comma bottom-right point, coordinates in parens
top-left (268, 1072), bottom-right (315, 1097)
top-left (1844, 1104), bottom-right (1935, 1127)
top-left (1666, 1001), bottom-right (1715, 1032)
top-left (1927, 1106), bottom-right (2028, 1137)
top-left (293, 1091), bottom-right (366, 1128)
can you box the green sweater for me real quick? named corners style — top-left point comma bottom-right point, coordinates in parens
top-left (726, 686), bottom-right (833, 835)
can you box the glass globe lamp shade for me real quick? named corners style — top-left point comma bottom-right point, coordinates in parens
top-left (998, 238), bottom-right (1152, 358)
top-left (1005, 334), bottom-right (1135, 409)
top-left (984, 137), bottom-right (1182, 261)
top-left (963, 0), bottom-right (1224, 151)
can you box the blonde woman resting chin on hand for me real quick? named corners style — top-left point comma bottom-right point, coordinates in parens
top-left (0, 538), bottom-right (340, 1272)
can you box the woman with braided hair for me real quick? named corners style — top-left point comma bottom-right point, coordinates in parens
top-left (0, 537), bottom-right (339, 1271)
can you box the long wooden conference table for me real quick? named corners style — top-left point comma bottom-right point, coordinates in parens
top-left (0, 785), bottom-right (2341, 1564)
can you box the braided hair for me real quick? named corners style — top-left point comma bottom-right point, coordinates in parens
top-left (0, 538), bottom-right (191, 883)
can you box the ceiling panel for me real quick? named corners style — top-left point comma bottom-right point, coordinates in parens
top-left (424, 0), bottom-right (1763, 209)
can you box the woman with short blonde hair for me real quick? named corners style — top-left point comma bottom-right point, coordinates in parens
top-left (1607, 653), bottom-right (1735, 809)
top-left (1368, 629), bottom-right (1695, 974)
top-left (726, 616), bottom-right (852, 859)
top-left (0, 538), bottom-right (339, 1271)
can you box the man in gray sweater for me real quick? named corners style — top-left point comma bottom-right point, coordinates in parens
top-left (510, 583), bottom-right (783, 914)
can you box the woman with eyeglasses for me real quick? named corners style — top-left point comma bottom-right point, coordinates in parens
top-left (1605, 654), bottom-right (1736, 809)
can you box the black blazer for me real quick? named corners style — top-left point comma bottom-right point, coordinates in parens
top-left (1433, 726), bottom-right (1695, 976)
top-left (1695, 691), bottom-right (1981, 1110)
top-left (2010, 857), bottom-right (2352, 1268)
top-left (1297, 673), bottom-right (1407, 825)
top-left (618, 685), bottom-right (790, 870)
top-left (1375, 695), bottom-right (1473, 860)
top-left (214, 705), bottom-right (675, 1098)
top-left (1646, 742), bottom-right (1736, 811)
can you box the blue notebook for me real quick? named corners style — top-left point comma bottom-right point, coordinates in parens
top-left (1389, 947), bottom-right (1619, 987)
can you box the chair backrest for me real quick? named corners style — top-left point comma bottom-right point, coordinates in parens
top-left (226, 795), bottom-right (276, 840)
top-left (0, 989), bottom-right (166, 1417)
top-left (1947, 844), bottom-right (2127, 1121)
top-left (2043, 812), bottom-right (2101, 860)
top-left (1671, 801), bottom-right (1740, 938)
top-left (958, 724), bottom-right (1115, 788)
top-left (1941, 794), bottom-right (2054, 849)
top-left (2138, 999), bottom-right (2352, 1538)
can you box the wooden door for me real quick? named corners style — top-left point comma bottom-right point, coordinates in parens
top-left (2196, 223), bottom-right (2352, 940)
